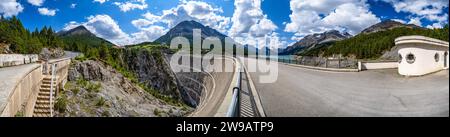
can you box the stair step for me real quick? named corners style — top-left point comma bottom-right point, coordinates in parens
top-left (38, 92), bottom-right (55, 96)
top-left (33, 113), bottom-right (51, 117)
top-left (37, 95), bottom-right (51, 100)
top-left (36, 100), bottom-right (50, 104)
top-left (39, 88), bottom-right (51, 91)
top-left (34, 109), bottom-right (51, 113)
top-left (40, 88), bottom-right (57, 91)
top-left (41, 84), bottom-right (52, 88)
top-left (35, 104), bottom-right (50, 109)
top-left (42, 81), bottom-right (56, 84)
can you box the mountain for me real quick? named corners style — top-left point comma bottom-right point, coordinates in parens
top-left (154, 20), bottom-right (228, 45)
top-left (300, 24), bottom-right (448, 59)
top-left (57, 25), bottom-right (96, 37)
top-left (280, 30), bottom-right (352, 55)
top-left (361, 20), bottom-right (421, 34)
top-left (154, 20), bottom-right (258, 55)
top-left (57, 25), bottom-right (116, 47)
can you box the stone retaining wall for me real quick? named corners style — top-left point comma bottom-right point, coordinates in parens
top-left (0, 54), bottom-right (39, 68)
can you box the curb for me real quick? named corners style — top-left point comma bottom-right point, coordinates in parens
top-left (242, 62), bottom-right (266, 117)
top-left (286, 63), bottom-right (359, 72)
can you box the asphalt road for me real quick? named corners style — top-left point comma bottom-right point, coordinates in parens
top-left (244, 57), bottom-right (449, 117)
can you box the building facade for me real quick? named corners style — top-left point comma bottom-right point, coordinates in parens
top-left (395, 36), bottom-right (449, 76)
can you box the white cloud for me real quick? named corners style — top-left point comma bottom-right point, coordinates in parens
top-left (131, 19), bottom-right (154, 28)
top-left (0, 0), bottom-right (24, 17)
top-left (93, 0), bottom-right (108, 4)
top-left (38, 7), bottom-right (57, 16)
top-left (28, 0), bottom-right (45, 6)
top-left (229, 0), bottom-right (277, 37)
top-left (158, 0), bottom-right (230, 33)
top-left (380, 0), bottom-right (448, 28)
top-left (426, 23), bottom-right (444, 29)
top-left (284, 0), bottom-right (380, 38)
top-left (129, 0), bottom-right (231, 43)
top-left (62, 21), bottom-right (82, 31)
top-left (63, 14), bottom-right (168, 46)
top-left (267, 32), bottom-right (287, 49)
top-left (63, 15), bottom-right (130, 45)
top-left (391, 19), bottom-right (406, 24)
top-left (228, 0), bottom-right (283, 49)
top-left (131, 12), bottom-right (161, 29)
top-left (408, 17), bottom-right (422, 27)
top-left (84, 15), bottom-right (130, 44)
top-left (70, 4), bottom-right (77, 9)
top-left (322, 3), bottom-right (381, 34)
top-left (114, 0), bottom-right (148, 12)
top-left (131, 25), bottom-right (168, 44)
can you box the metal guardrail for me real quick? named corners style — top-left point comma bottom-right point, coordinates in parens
top-left (278, 57), bottom-right (359, 69)
top-left (226, 63), bottom-right (242, 117)
top-left (49, 63), bottom-right (56, 117)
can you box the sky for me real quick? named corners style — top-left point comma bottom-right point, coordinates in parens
top-left (0, 0), bottom-right (449, 48)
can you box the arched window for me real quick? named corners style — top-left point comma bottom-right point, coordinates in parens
top-left (398, 54), bottom-right (403, 63)
top-left (406, 53), bottom-right (415, 64)
top-left (434, 53), bottom-right (440, 62)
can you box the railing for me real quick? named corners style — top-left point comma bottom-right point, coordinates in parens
top-left (278, 56), bottom-right (359, 69)
top-left (226, 64), bottom-right (242, 117)
top-left (49, 63), bottom-right (56, 117)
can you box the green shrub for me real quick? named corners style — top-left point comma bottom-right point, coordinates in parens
top-left (14, 110), bottom-right (24, 117)
top-left (153, 108), bottom-right (162, 117)
top-left (72, 87), bottom-right (79, 95)
top-left (54, 96), bottom-right (68, 113)
top-left (101, 110), bottom-right (110, 117)
top-left (86, 82), bottom-right (101, 93)
top-left (96, 97), bottom-right (106, 107)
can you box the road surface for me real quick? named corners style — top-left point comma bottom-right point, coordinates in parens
top-left (244, 57), bottom-right (449, 117)
top-left (180, 58), bottom-right (235, 117)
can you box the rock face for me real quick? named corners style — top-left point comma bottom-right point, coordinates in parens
top-left (123, 49), bottom-right (181, 97)
top-left (280, 30), bottom-right (352, 55)
top-left (361, 20), bottom-right (421, 34)
top-left (0, 42), bottom-right (12, 54)
top-left (68, 60), bottom-right (113, 81)
top-left (59, 60), bottom-right (189, 117)
top-left (39, 48), bottom-right (65, 60)
top-left (380, 46), bottom-right (401, 60)
top-left (121, 48), bottom-right (202, 107)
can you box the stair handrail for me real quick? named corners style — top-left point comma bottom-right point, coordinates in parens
top-left (49, 63), bottom-right (56, 117)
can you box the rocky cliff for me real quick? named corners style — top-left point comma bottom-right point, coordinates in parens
top-left (56, 60), bottom-right (190, 117)
top-left (119, 47), bottom-right (204, 107)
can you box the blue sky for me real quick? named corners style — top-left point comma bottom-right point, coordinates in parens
top-left (1, 0), bottom-right (448, 47)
